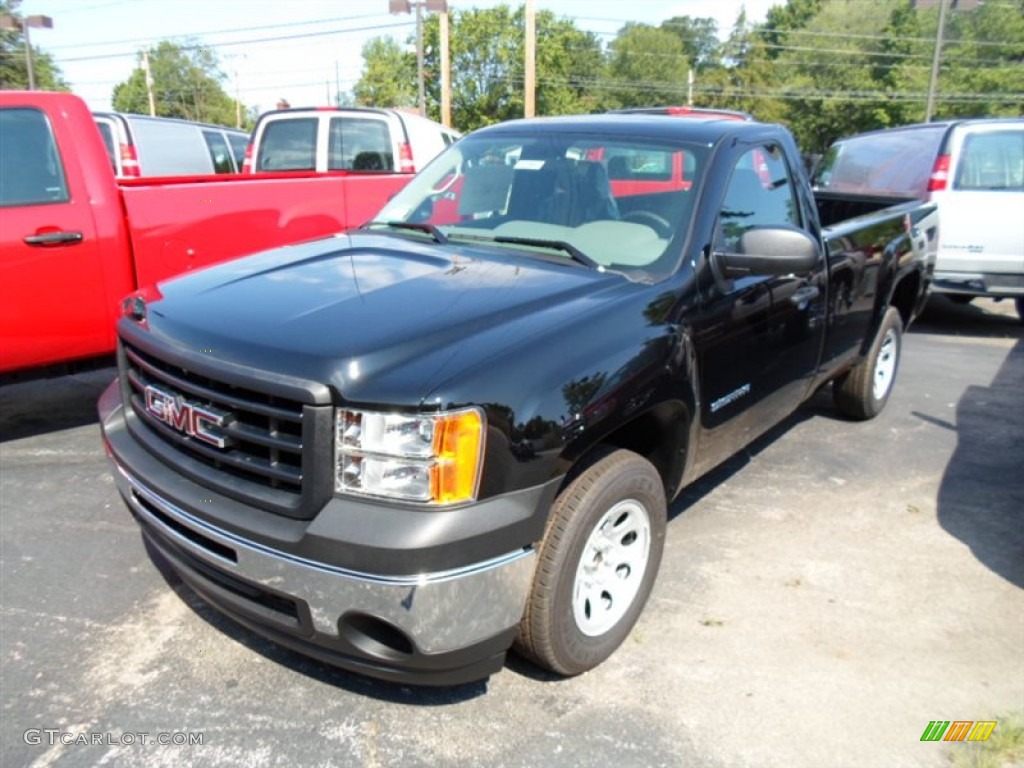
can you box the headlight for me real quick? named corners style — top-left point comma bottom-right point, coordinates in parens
top-left (335, 407), bottom-right (485, 504)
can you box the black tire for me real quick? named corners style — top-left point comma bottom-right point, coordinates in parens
top-left (1015, 297), bottom-right (1024, 324)
top-left (834, 306), bottom-right (903, 421)
top-left (515, 447), bottom-right (667, 676)
top-left (948, 295), bottom-right (974, 306)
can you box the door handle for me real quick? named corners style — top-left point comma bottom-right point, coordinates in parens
top-left (24, 230), bottom-right (84, 246)
top-left (789, 285), bottom-right (820, 308)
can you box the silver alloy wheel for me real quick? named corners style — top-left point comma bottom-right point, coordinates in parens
top-left (872, 328), bottom-right (898, 401)
top-left (572, 499), bottom-right (652, 637)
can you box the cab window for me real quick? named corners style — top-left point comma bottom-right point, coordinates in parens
top-left (227, 133), bottom-right (248, 171)
top-left (328, 117), bottom-right (393, 171)
top-left (202, 130), bottom-right (234, 174)
top-left (0, 107), bottom-right (70, 206)
top-left (95, 120), bottom-right (118, 173)
top-left (257, 118), bottom-right (316, 171)
top-left (716, 145), bottom-right (800, 253)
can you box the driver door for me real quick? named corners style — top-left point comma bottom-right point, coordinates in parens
top-left (690, 143), bottom-right (827, 474)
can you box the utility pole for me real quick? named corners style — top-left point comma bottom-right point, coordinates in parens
top-left (925, 0), bottom-right (949, 122)
top-left (524, 0), bottom-right (535, 118)
top-left (0, 14), bottom-right (54, 90)
top-left (440, 9), bottom-right (451, 127)
top-left (23, 23), bottom-right (35, 89)
top-left (143, 50), bottom-right (156, 116)
top-left (415, 2), bottom-right (425, 115)
top-left (687, 69), bottom-right (694, 107)
top-left (225, 53), bottom-right (245, 128)
top-left (389, 1), bottom-right (448, 117)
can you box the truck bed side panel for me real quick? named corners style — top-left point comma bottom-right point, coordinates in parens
top-left (818, 199), bottom-right (932, 377)
top-left (119, 173), bottom-right (408, 289)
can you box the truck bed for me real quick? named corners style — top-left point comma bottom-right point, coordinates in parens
top-left (120, 171), bottom-right (407, 287)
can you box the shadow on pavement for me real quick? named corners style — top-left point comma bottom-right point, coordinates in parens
top-left (667, 391), bottom-right (830, 522)
top-left (0, 367), bottom-right (116, 442)
top-left (934, 338), bottom-right (1024, 589)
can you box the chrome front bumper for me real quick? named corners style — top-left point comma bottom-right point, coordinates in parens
top-left (100, 381), bottom-right (538, 684)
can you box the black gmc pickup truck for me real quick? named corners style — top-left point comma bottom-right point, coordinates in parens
top-left (99, 115), bottom-right (935, 685)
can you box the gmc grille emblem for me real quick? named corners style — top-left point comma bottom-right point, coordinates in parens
top-left (143, 384), bottom-right (231, 448)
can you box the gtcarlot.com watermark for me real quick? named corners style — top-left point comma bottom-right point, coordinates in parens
top-left (24, 729), bottom-right (204, 747)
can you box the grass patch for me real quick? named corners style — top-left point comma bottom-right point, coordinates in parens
top-left (951, 712), bottom-right (1024, 768)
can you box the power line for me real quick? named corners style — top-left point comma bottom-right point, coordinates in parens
top-left (56, 20), bottom-right (415, 63)
top-left (44, 13), bottom-right (396, 52)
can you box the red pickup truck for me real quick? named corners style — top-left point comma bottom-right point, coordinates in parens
top-left (0, 91), bottom-right (409, 379)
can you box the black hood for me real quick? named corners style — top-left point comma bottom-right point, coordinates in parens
top-left (141, 232), bottom-right (628, 403)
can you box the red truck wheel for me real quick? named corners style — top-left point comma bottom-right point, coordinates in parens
top-left (834, 306), bottom-right (903, 421)
top-left (515, 447), bottom-right (666, 676)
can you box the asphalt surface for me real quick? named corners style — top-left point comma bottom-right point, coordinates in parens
top-left (1, 296), bottom-right (1021, 768)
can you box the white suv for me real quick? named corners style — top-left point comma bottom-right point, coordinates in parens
top-left (815, 118), bottom-right (1024, 320)
top-left (242, 107), bottom-right (460, 174)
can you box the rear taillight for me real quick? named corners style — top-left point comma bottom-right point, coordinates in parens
top-left (927, 154), bottom-right (951, 192)
top-left (120, 144), bottom-right (140, 177)
top-left (398, 142), bottom-right (415, 173)
top-left (241, 142), bottom-right (254, 173)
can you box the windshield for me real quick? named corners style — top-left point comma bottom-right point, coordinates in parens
top-left (372, 130), bottom-right (708, 280)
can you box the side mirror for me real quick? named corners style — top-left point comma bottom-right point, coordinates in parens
top-left (714, 226), bottom-right (820, 279)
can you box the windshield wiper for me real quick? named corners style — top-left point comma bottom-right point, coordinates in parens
top-left (361, 220), bottom-right (449, 245)
top-left (491, 236), bottom-right (601, 270)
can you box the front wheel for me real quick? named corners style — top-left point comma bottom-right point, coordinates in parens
top-left (834, 306), bottom-right (903, 421)
top-left (515, 448), bottom-right (667, 676)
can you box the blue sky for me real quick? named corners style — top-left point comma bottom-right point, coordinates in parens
top-left (22, 0), bottom-right (781, 117)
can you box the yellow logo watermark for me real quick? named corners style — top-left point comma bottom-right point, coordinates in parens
top-left (921, 720), bottom-right (997, 742)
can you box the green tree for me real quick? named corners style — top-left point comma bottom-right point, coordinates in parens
top-left (111, 40), bottom-right (239, 126)
top-left (530, 11), bottom-right (606, 116)
top-left (0, 0), bottom-right (68, 90)
top-left (606, 23), bottom-right (689, 108)
top-left (366, 4), bottom-right (605, 131)
top-left (707, 0), bottom-right (1023, 151)
top-left (698, 11), bottom-right (788, 124)
top-left (920, 0), bottom-right (1024, 120)
top-left (353, 37), bottom-right (416, 108)
top-left (760, 0), bottom-right (823, 57)
top-left (419, 5), bottom-right (605, 130)
top-left (658, 15), bottom-right (721, 71)
top-left (422, 5), bottom-right (521, 129)
top-left (773, 0), bottom-right (910, 153)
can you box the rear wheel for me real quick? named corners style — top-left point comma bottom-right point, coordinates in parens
top-left (834, 306), bottom-right (903, 421)
top-left (515, 447), bottom-right (666, 676)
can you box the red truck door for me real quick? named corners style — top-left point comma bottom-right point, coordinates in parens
top-left (0, 101), bottom-right (112, 374)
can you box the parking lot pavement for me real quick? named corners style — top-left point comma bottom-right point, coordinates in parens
top-left (2, 297), bottom-right (1021, 768)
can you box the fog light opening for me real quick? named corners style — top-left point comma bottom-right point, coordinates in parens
top-left (339, 613), bottom-right (415, 660)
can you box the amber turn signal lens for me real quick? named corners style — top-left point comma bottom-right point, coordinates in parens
top-left (431, 409), bottom-right (484, 504)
